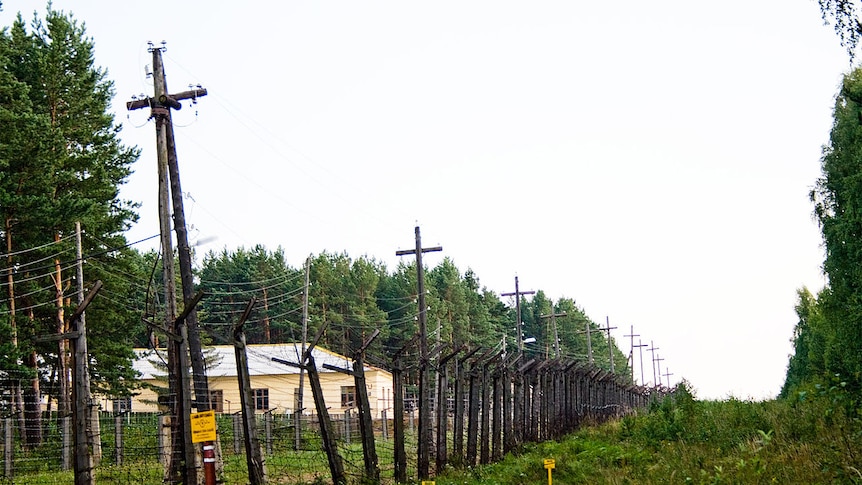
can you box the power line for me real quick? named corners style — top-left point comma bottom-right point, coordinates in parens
top-left (0, 234), bottom-right (75, 259)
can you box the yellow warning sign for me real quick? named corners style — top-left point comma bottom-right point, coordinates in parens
top-left (190, 410), bottom-right (217, 443)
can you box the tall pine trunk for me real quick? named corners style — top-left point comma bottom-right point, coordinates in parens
top-left (53, 233), bottom-right (69, 417)
top-left (24, 308), bottom-right (42, 448)
top-left (262, 286), bottom-right (271, 343)
top-left (5, 217), bottom-right (26, 440)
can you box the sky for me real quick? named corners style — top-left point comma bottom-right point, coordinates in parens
top-left (1, 1), bottom-right (852, 400)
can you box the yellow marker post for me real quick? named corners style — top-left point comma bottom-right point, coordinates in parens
top-left (544, 458), bottom-right (555, 485)
top-left (420, 482), bottom-right (436, 485)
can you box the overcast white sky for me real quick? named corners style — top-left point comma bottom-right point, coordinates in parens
top-left (1, 1), bottom-right (851, 399)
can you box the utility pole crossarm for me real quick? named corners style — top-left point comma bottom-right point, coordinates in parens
top-left (126, 88), bottom-right (208, 111)
top-left (396, 246), bottom-right (442, 256)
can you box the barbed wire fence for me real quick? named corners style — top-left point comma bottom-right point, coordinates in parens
top-left (0, 229), bottom-right (671, 484)
top-left (1, 346), bottom-right (669, 484)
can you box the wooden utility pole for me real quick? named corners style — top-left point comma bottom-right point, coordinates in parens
top-left (635, 339), bottom-right (649, 386)
top-left (501, 277), bottom-right (535, 354)
top-left (295, 256), bottom-right (311, 451)
top-left (70, 278), bottom-right (101, 485)
top-left (663, 367), bottom-right (674, 388)
top-left (72, 222), bottom-right (93, 485)
top-left (395, 226), bottom-right (441, 480)
top-left (540, 311), bottom-right (566, 359)
top-left (127, 42), bottom-right (209, 484)
top-left (602, 317), bottom-right (617, 373)
top-left (501, 277), bottom-right (534, 451)
top-left (654, 354), bottom-right (665, 387)
top-left (127, 42), bottom-right (210, 412)
top-left (623, 325), bottom-right (640, 382)
top-left (647, 341), bottom-right (659, 386)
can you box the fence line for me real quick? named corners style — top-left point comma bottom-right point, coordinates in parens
top-left (1, 350), bottom-right (668, 484)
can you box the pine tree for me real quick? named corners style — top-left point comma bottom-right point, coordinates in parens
top-left (1, 6), bottom-right (139, 444)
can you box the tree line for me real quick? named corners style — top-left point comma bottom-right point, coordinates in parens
top-left (783, 65), bottom-right (862, 395)
top-left (193, 246), bottom-right (628, 371)
top-left (783, 0), bottom-right (862, 393)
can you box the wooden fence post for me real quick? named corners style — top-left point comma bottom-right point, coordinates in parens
top-left (342, 411), bottom-right (350, 445)
top-left (233, 299), bottom-right (266, 485)
top-left (435, 346), bottom-right (462, 474)
top-left (543, 364), bottom-right (553, 440)
top-left (273, 321), bottom-right (345, 485)
top-left (306, 354), bottom-right (345, 484)
top-left (62, 415), bottom-right (72, 471)
top-left (452, 347), bottom-right (480, 466)
top-left (4, 417), bottom-right (11, 479)
top-left (390, 335), bottom-right (419, 484)
top-left (503, 354), bottom-right (519, 454)
top-left (512, 371), bottom-right (523, 448)
top-left (114, 413), bottom-right (123, 466)
top-left (514, 358), bottom-right (535, 447)
top-left (491, 364), bottom-right (502, 462)
top-left (465, 359), bottom-right (481, 467)
top-left (392, 361), bottom-right (406, 483)
top-left (158, 415), bottom-right (170, 467)
top-left (354, 331), bottom-right (380, 483)
top-left (264, 411), bottom-right (273, 455)
top-left (231, 413), bottom-right (242, 454)
top-left (320, 330), bottom-right (382, 483)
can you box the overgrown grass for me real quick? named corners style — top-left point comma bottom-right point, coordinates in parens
top-left (435, 381), bottom-right (862, 484)
top-left (6, 382), bottom-right (861, 483)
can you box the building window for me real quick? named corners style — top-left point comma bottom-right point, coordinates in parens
top-left (341, 386), bottom-right (356, 408)
top-left (209, 390), bottom-right (224, 413)
top-left (113, 397), bottom-right (131, 414)
top-left (252, 388), bottom-right (269, 410)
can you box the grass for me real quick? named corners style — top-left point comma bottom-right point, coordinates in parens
top-left (433, 381), bottom-right (862, 484)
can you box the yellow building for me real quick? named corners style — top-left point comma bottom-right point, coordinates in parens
top-left (125, 343), bottom-right (394, 418)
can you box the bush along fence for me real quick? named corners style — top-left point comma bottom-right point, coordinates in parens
top-left (0, 342), bottom-right (666, 485)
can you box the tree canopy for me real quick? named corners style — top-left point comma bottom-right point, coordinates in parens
top-left (819, 0), bottom-right (862, 58)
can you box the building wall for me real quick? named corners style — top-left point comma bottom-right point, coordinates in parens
top-left (129, 368), bottom-right (393, 418)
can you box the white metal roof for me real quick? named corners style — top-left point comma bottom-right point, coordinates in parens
top-left (133, 343), bottom-right (383, 380)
